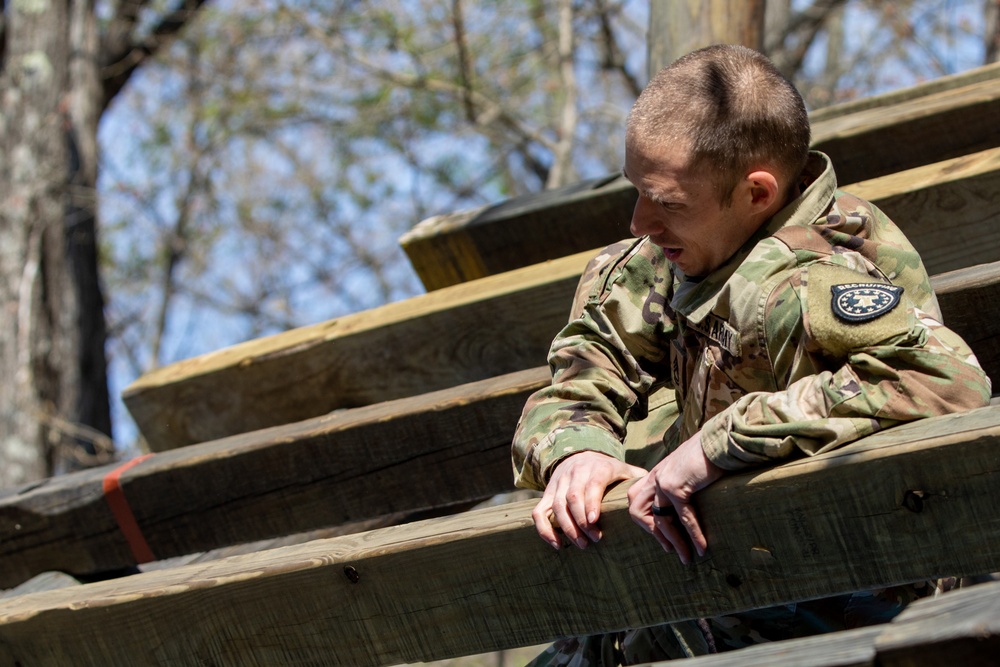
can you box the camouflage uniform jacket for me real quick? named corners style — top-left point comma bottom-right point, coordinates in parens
top-left (513, 151), bottom-right (991, 488)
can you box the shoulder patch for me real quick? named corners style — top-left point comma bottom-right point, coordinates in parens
top-left (806, 263), bottom-right (912, 358)
top-left (831, 283), bottom-right (903, 323)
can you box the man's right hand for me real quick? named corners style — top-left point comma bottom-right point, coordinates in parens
top-left (531, 451), bottom-right (646, 550)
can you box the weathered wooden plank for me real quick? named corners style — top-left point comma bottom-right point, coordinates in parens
top-left (873, 581), bottom-right (1000, 667)
top-left (847, 148), bottom-right (1000, 275)
top-left (811, 75), bottom-right (1000, 185)
top-left (123, 250), bottom-right (592, 450)
top-left (0, 368), bottom-right (548, 589)
top-left (127, 192), bottom-right (1000, 454)
top-left (651, 626), bottom-right (882, 667)
top-left (933, 260), bottom-right (1000, 393)
top-left (9, 262), bottom-right (990, 588)
top-left (399, 175), bottom-right (636, 291)
top-left (643, 580), bottom-right (1000, 667)
top-left (401, 71), bottom-right (1000, 290)
top-left (2, 406), bottom-right (1000, 666)
top-left (806, 61), bottom-right (1000, 124)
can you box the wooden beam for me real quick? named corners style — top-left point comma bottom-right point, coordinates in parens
top-left (11, 262), bottom-right (1000, 589)
top-left (399, 175), bottom-right (636, 291)
top-left (400, 67), bottom-right (1000, 291)
top-left (875, 580), bottom-right (1000, 667)
top-left (127, 151), bottom-right (1000, 452)
top-left (1, 368), bottom-right (548, 589)
top-left (123, 250), bottom-right (591, 450)
top-left (3, 406), bottom-right (1000, 666)
top-left (807, 61), bottom-right (1000, 125)
top-left (652, 627), bottom-right (883, 667)
top-left (812, 75), bottom-right (1000, 185)
top-left (634, 580), bottom-right (1000, 667)
top-left (846, 148), bottom-right (1000, 275)
top-left (401, 131), bottom-right (1000, 291)
top-left (933, 260), bottom-right (1000, 393)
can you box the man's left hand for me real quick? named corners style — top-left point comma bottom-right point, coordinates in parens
top-left (627, 433), bottom-right (725, 564)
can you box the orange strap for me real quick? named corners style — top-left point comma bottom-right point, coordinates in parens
top-left (102, 454), bottom-right (155, 564)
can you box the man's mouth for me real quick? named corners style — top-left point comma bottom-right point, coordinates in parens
top-left (664, 247), bottom-right (682, 261)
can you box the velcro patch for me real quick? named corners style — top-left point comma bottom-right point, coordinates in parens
top-left (806, 263), bottom-right (912, 358)
top-left (831, 283), bottom-right (903, 323)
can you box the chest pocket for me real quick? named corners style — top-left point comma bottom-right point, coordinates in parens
top-left (671, 323), bottom-right (749, 442)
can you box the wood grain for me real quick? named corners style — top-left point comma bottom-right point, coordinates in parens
top-left (875, 580), bottom-right (1000, 667)
top-left (657, 626), bottom-right (882, 667)
top-left (812, 76), bottom-right (1000, 184)
top-left (126, 170), bottom-right (1000, 454)
top-left (1, 368), bottom-right (549, 588)
top-left (123, 250), bottom-right (592, 450)
top-left (8, 262), bottom-right (992, 588)
top-left (400, 175), bottom-right (636, 291)
top-left (3, 406), bottom-right (1000, 666)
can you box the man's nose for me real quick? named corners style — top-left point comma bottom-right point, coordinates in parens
top-left (630, 197), bottom-right (658, 238)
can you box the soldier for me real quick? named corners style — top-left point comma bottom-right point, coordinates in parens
top-left (512, 44), bottom-right (992, 665)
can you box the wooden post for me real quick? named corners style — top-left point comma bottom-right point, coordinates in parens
top-left (647, 0), bottom-right (765, 76)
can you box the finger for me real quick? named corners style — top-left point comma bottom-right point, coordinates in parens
top-left (565, 484), bottom-right (596, 544)
top-left (627, 475), bottom-right (657, 532)
top-left (654, 510), bottom-right (692, 564)
top-left (531, 496), bottom-right (561, 550)
top-left (652, 490), bottom-right (693, 564)
top-left (675, 502), bottom-right (708, 558)
top-left (581, 480), bottom-right (605, 543)
top-left (551, 484), bottom-right (588, 549)
top-left (648, 525), bottom-right (676, 554)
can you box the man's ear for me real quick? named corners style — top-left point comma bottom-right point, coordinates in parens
top-left (744, 169), bottom-right (781, 214)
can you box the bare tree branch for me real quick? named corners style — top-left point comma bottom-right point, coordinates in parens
top-left (101, 0), bottom-right (211, 111)
top-left (451, 0), bottom-right (476, 123)
top-left (987, 0), bottom-right (1000, 64)
top-left (1, 0), bottom-right (7, 73)
top-left (767, 0), bottom-right (849, 78)
top-left (592, 0), bottom-right (642, 96)
top-left (547, 0), bottom-right (578, 188)
top-left (284, 6), bottom-right (558, 156)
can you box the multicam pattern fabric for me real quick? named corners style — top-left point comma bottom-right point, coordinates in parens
top-left (512, 151), bottom-right (990, 486)
top-left (512, 152), bottom-right (992, 665)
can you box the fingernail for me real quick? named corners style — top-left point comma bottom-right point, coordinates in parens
top-left (549, 539), bottom-right (561, 551)
top-left (588, 511), bottom-right (597, 524)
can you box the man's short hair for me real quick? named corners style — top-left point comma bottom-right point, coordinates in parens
top-left (627, 44), bottom-right (810, 204)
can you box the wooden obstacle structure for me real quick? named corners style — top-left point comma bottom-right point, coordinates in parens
top-left (3, 62), bottom-right (1000, 667)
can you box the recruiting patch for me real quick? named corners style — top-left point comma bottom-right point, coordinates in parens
top-left (830, 283), bottom-right (904, 323)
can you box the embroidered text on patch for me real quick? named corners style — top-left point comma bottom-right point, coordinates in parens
top-left (688, 313), bottom-right (742, 356)
top-left (830, 283), bottom-right (904, 323)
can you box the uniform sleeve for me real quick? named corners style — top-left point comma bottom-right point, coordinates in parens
top-left (700, 262), bottom-right (992, 470)
top-left (511, 241), bottom-right (675, 490)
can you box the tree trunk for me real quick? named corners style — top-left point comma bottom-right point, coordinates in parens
top-left (647, 0), bottom-right (766, 77)
top-left (987, 0), bottom-right (999, 65)
top-left (0, 0), bottom-right (111, 490)
top-left (65, 0), bottom-right (113, 467)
